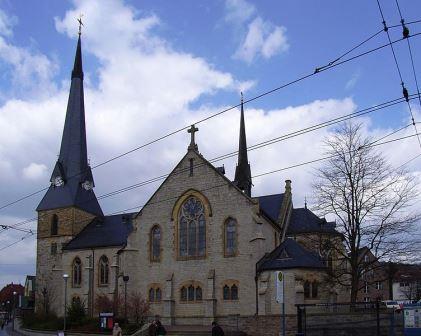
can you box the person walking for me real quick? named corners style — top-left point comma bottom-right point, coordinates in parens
top-left (211, 321), bottom-right (225, 336)
top-left (112, 322), bottom-right (123, 336)
top-left (154, 316), bottom-right (166, 336)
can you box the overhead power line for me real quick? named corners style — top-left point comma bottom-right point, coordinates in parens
top-left (394, 0), bottom-right (421, 139)
top-left (0, 24), bottom-right (420, 213)
top-left (2, 126), bottom-right (417, 253)
top-left (1, 130), bottom-right (418, 253)
top-left (375, 0), bottom-right (421, 149)
top-left (1, 94), bottom-right (417, 236)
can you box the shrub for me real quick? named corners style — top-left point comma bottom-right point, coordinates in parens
top-left (67, 298), bottom-right (86, 325)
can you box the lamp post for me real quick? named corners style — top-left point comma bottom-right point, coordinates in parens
top-left (12, 291), bottom-right (17, 331)
top-left (123, 275), bottom-right (129, 322)
top-left (63, 274), bottom-right (69, 334)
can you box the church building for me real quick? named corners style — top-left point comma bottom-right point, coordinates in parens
top-left (35, 34), bottom-right (346, 335)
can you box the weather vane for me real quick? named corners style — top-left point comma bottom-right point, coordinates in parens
top-left (77, 14), bottom-right (84, 36)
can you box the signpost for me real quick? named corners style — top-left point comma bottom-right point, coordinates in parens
top-left (276, 271), bottom-right (286, 336)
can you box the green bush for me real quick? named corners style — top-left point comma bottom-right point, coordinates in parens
top-left (21, 312), bottom-right (63, 331)
top-left (67, 298), bottom-right (86, 325)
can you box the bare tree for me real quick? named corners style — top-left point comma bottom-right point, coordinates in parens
top-left (127, 291), bottom-right (149, 325)
top-left (400, 281), bottom-right (421, 301)
top-left (312, 122), bottom-right (420, 303)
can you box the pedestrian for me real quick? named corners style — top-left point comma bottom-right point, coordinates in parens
top-left (112, 322), bottom-right (123, 336)
top-left (155, 320), bottom-right (166, 336)
top-left (211, 321), bottom-right (224, 336)
top-left (1, 321), bottom-right (4, 330)
top-left (148, 319), bottom-right (157, 336)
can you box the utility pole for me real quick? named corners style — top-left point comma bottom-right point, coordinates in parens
top-left (123, 275), bottom-right (129, 321)
top-left (63, 274), bottom-right (69, 334)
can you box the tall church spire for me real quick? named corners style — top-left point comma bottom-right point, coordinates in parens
top-left (37, 33), bottom-right (103, 216)
top-left (234, 93), bottom-right (252, 196)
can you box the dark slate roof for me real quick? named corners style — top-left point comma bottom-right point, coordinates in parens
top-left (256, 193), bottom-right (284, 223)
top-left (287, 208), bottom-right (339, 235)
top-left (257, 238), bottom-right (326, 272)
top-left (64, 213), bottom-right (135, 250)
top-left (37, 35), bottom-right (102, 216)
top-left (37, 183), bottom-right (103, 216)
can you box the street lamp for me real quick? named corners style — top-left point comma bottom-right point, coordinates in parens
top-left (12, 291), bottom-right (17, 331)
top-left (123, 275), bottom-right (129, 322)
top-left (63, 274), bottom-right (69, 334)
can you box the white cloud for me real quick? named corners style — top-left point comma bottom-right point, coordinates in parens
top-left (0, 8), bottom-right (17, 37)
top-left (345, 71), bottom-right (361, 90)
top-left (0, 35), bottom-right (58, 98)
top-left (226, 1), bottom-right (289, 64)
top-left (234, 17), bottom-right (289, 63)
top-left (261, 26), bottom-right (288, 58)
top-left (22, 163), bottom-right (48, 180)
top-left (225, 0), bottom-right (256, 25)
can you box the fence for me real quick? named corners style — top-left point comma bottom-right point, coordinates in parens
top-left (296, 301), bottom-right (404, 336)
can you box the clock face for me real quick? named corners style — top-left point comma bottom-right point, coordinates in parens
top-left (82, 180), bottom-right (93, 191)
top-left (53, 176), bottom-right (64, 187)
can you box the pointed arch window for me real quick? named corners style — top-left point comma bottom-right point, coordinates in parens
top-left (150, 225), bottom-right (161, 262)
top-left (99, 255), bottom-right (109, 285)
top-left (224, 218), bottom-right (237, 256)
top-left (222, 282), bottom-right (239, 301)
top-left (51, 214), bottom-right (58, 236)
top-left (178, 197), bottom-right (206, 258)
top-left (72, 257), bottom-right (82, 287)
top-left (304, 280), bottom-right (318, 299)
top-left (180, 283), bottom-right (203, 303)
top-left (180, 287), bottom-right (187, 302)
top-left (148, 285), bottom-right (162, 303)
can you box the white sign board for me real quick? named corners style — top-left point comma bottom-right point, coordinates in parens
top-left (275, 271), bottom-right (284, 303)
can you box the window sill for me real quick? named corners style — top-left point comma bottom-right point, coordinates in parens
top-left (98, 284), bottom-right (109, 287)
top-left (177, 256), bottom-right (206, 261)
top-left (179, 300), bottom-right (203, 304)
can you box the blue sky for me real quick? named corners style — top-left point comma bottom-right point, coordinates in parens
top-left (0, 0), bottom-right (420, 287)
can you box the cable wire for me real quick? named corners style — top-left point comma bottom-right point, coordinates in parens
top-left (376, 0), bottom-right (421, 148)
top-left (1, 26), bottom-right (420, 213)
top-left (1, 94), bottom-right (416, 235)
top-left (1, 125), bottom-right (417, 248)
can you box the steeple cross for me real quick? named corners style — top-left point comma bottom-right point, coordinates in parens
top-left (77, 14), bottom-right (84, 36)
top-left (188, 124), bottom-right (199, 150)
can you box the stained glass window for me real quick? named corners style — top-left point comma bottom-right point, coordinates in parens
top-left (231, 284), bottom-right (238, 300)
top-left (151, 226), bottom-right (161, 261)
top-left (312, 281), bottom-right (318, 298)
top-left (179, 197), bottom-right (206, 257)
top-left (223, 285), bottom-right (230, 300)
top-left (188, 285), bottom-right (195, 301)
top-left (180, 287), bottom-right (187, 301)
top-left (225, 218), bottom-right (237, 256)
top-left (156, 288), bottom-right (162, 302)
top-left (195, 287), bottom-right (202, 301)
top-left (73, 258), bottom-right (82, 286)
top-left (149, 288), bottom-right (155, 302)
top-left (99, 255), bottom-right (109, 285)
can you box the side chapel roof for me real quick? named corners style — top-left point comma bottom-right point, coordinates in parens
top-left (257, 238), bottom-right (326, 272)
top-left (63, 213), bottom-right (135, 250)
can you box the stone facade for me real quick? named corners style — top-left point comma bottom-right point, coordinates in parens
top-left (119, 149), bottom-right (281, 325)
top-left (35, 207), bottom-right (97, 315)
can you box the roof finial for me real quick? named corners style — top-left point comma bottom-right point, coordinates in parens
top-left (187, 124), bottom-right (199, 151)
top-left (77, 14), bottom-right (84, 36)
top-left (304, 196), bottom-right (307, 209)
